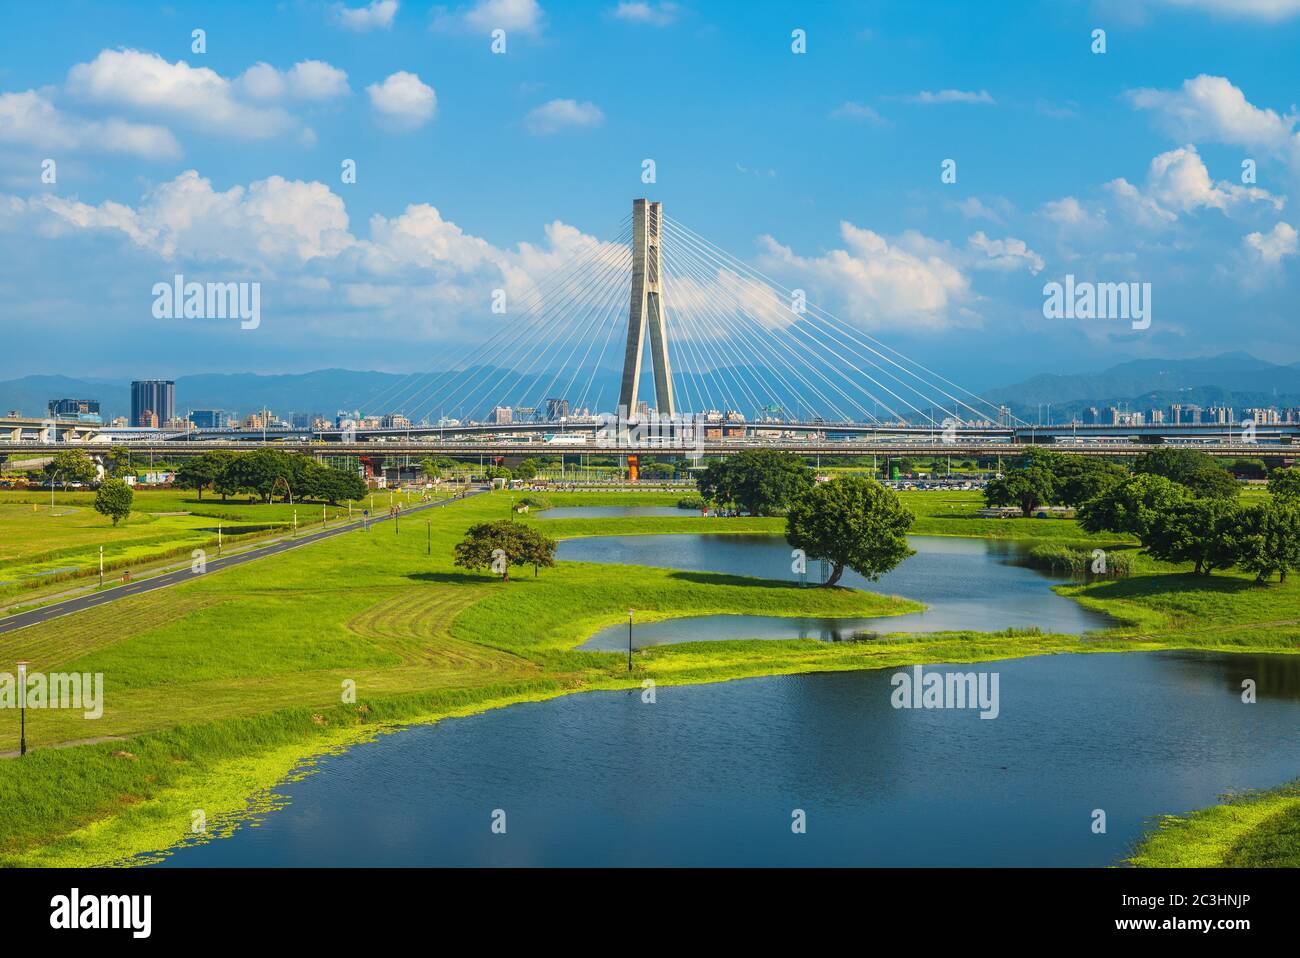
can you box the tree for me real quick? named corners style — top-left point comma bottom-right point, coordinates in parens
top-left (1181, 465), bottom-right (1240, 500)
top-left (696, 450), bottom-right (812, 516)
top-left (983, 465), bottom-right (1057, 517)
top-left (514, 458), bottom-right (542, 482)
top-left (213, 454), bottom-right (247, 501)
top-left (174, 457), bottom-right (217, 499)
top-left (785, 477), bottom-right (914, 587)
top-left (1143, 499), bottom-right (1245, 576)
top-left (1268, 467), bottom-right (1300, 504)
top-left (94, 478), bottom-right (134, 526)
top-left (696, 460), bottom-right (739, 509)
top-left (228, 449), bottom-right (308, 503)
top-left (1133, 447), bottom-right (1237, 498)
top-left (1238, 503), bottom-right (1300, 583)
top-left (1054, 456), bottom-right (1127, 508)
top-left (45, 449), bottom-right (97, 487)
top-left (1077, 473), bottom-right (1190, 539)
top-left (520, 525), bottom-right (557, 577)
top-left (303, 463), bottom-right (366, 504)
top-left (421, 456), bottom-right (460, 481)
top-left (103, 446), bottom-right (132, 479)
top-left (453, 521), bottom-right (556, 581)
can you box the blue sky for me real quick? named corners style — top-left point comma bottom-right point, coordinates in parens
top-left (1, 0), bottom-right (1299, 391)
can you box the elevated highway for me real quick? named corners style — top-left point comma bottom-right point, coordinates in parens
top-left (0, 438), bottom-right (1292, 460)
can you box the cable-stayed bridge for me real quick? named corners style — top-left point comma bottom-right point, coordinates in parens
top-left (7, 200), bottom-right (1297, 461)
top-left (350, 198), bottom-right (1017, 434)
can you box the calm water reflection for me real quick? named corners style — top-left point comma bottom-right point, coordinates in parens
top-left (562, 534), bottom-right (1112, 646)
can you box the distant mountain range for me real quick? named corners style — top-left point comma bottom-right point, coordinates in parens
top-left (983, 352), bottom-right (1300, 421)
top-left (4, 352), bottom-right (1300, 424)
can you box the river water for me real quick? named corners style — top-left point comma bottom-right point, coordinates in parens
top-left (565, 533), bottom-right (1111, 645)
top-left (153, 650), bottom-right (1300, 867)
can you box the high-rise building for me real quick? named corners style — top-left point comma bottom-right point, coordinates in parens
top-left (47, 398), bottom-right (101, 422)
top-left (131, 380), bottom-right (175, 427)
top-left (491, 406), bottom-right (513, 425)
top-left (188, 409), bottom-right (231, 429)
top-left (546, 398), bottom-right (570, 421)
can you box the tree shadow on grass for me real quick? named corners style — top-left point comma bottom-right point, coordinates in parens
top-left (1082, 571), bottom-right (1260, 601)
top-left (666, 569), bottom-right (828, 590)
top-left (405, 570), bottom-right (498, 585)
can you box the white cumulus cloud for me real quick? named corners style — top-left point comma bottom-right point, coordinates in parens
top-left (66, 49), bottom-right (312, 141)
top-left (755, 222), bottom-right (972, 332)
top-left (524, 98), bottom-right (604, 135)
top-left (0, 90), bottom-right (181, 159)
top-left (238, 61), bottom-right (351, 101)
top-left (1127, 75), bottom-right (1300, 171)
top-left (1105, 145), bottom-right (1282, 227)
top-left (1244, 221), bottom-right (1299, 264)
top-left (436, 0), bottom-right (545, 35)
top-left (334, 0), bottom-right (399, 31)
top-left (367, 72), bottom-right (437, 130)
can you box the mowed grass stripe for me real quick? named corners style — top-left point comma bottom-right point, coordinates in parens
top-left (0, 593), bottom-right (229, 671)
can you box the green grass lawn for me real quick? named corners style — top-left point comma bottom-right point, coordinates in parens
top-left (0, 487), bottom-right (1294, 867)
top-left (0, 487), bottom-right (445, 605)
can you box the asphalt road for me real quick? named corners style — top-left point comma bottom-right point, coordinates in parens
top-left (0, 490), bottom-right (485, 637)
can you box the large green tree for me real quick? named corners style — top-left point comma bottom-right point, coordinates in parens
top-left (1238, 503), bottom-right (1300, 584)
top-left (93, 477), bottom-right (134, 526)
top-left (1053, 456), bottom-right (1128, 508)
top-left (302, 463), bottom-right (366, 504)
top-left (45, 449), bottom-right (97, 487)
top-left (696, 450), bottom-right (812, 516)
top-left (1077, 473), bottom-right (1190, 539)
top-left (174, 457), bottom-right (217, 499)
top-left (453, 521), bottom-right (556, 581)
top-left (1181, 465), bottom-right (1240, 500)
top-left (1268, 467), bottom-right (1300, 504)
top-left (1133, 447), bottom-right (1238, 499)
top-left (513, 458), bottom-right (542, 482)
top-left (785, 476), bottom-right (914, 587)
top-left (1143, 499), bottom-right (1245, 576)
top-left (226, 449), bottom-right (308, 503)
top-left (983, 465), bottom-right (1057, 518)
top-left (103, 446), bottom-right (132, 479)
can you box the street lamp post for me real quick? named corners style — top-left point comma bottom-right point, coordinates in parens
top-left (16, 661), bottom-right (28, 756)
top-left (99, 545), bottom-right (104, 588)
top-left (627, 608), bottom-right (634, 672)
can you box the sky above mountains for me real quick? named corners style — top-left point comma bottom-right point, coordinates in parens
top-left (1, 0), bottom-right (1298, 392)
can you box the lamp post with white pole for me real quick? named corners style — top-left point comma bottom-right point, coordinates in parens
top-left (16, 660), bottom-right (29, 756)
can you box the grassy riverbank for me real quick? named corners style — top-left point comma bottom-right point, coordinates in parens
top-left (0, 488), bottom-right (1294, 867)
top-left (1128, 780), bottom-right (1300, 867)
